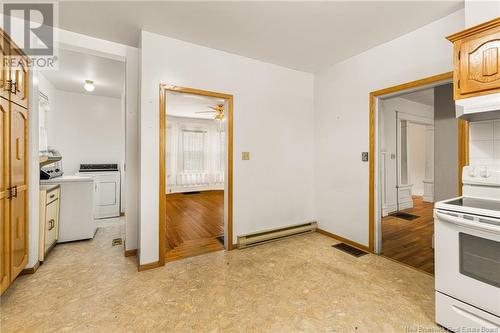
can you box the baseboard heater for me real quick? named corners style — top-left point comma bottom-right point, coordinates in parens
top-left (237, 221), bottom-right (317, 249)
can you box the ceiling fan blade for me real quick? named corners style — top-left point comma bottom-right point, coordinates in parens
top-left (195, 111), bottom-right (215, 113)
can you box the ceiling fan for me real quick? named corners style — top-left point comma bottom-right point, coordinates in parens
top-left (195, 104), bottom-right (225, 120)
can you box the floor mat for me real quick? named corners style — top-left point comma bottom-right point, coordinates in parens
top-left (332, 243), bottom-right (368, 257)
top-left (389, 211), bottom-right (419, 221)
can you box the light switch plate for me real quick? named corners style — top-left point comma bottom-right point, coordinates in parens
top-left (242, 152), bottom-right (250, 160)
top-left (361, 152), bottom-right (369, 162)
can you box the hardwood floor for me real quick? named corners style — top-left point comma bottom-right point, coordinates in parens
top-left (381, 196), bottom-right (435, 275)
top-left (165, 190), bottom-right (224, 262)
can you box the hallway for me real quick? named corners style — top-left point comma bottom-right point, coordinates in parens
top-left (381, 196), bottom-right (435, 274)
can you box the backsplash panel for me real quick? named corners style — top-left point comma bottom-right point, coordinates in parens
top-left (469, 120), bottom-right (500, 167)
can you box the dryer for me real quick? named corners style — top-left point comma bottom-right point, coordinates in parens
top-left (78, 164), bottom-right (121, 219)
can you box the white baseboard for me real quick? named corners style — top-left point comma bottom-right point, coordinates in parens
top-left (423, 195), bottom-right (434, 203)
top-left (382, 203), bottom-right (398, 216)
top-left (168, 185), bottom-right (224, 194)
top-left (398, 201), bottom-right (413, 210)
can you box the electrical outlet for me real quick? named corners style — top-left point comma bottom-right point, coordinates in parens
top-left (242, 152), bottom-right (250, 160)
top-left (361, 152), bottom-right (369, 162)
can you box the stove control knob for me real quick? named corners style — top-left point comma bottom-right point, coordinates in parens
top-left (480, 167), bottom-right (490, 178)
top-left (468, 168), bottom-right (477, 177)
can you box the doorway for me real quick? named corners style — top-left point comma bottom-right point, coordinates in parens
top-left (370, 73), bottom-right (469, 274)
top-left (378, 87), bottom-right (436, 274)
top-left (159, 85), bottom-right (233, 264)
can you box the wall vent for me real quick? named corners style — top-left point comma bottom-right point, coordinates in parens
top-left (237, 222), bottom-right (317, 249)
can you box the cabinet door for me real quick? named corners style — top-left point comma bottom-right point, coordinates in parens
top-left (9, 102), bottom-right (27, 281)
top-left (44, 199), bottom-right (58, 252)
top-left (9, 50), bottom-right (28, 109)
top-left (0, 35), bottom-right (9, 100)
top-left (0, 97), bottom-right (9, 293)
top-left (459, 30), bottom-right (500, 95)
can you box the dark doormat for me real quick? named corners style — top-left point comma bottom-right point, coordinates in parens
top-left (389, 211), bottom-right (419, 221)
top-left (183, 191), bottom-right (201, 195)
top-left (216, 235), bottom-right (224, 245)
top-left (332, 243), bottom-right (368, 257)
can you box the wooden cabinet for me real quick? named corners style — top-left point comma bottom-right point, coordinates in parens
top-left (0, 35), bottom-right (9, 100)
top-left (9, 48), bottom-right (29, 109)
top-left (0, 97), bottom-right (10, 293)
top-left (9, 102), bottom-right (28, 280)
top-left (448, 18), bottom-right (500, 100)
top-left (0, 28), bottom-right (29, 294)
top-left (39, 186), bottom-right (60, 261)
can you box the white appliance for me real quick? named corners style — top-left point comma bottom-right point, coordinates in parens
top-left (456, 92), bottom-right (500, 121)
top-left (40, 175), bottom-right (96, 242)
top-left (434, 165), bottom-right (500, 331)
top-left (78, 164), bottom-right (121, 219)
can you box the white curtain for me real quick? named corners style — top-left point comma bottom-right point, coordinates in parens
top-left (182, 130), bottom-right (205, 172)
top-left (38, 92), bottom-right (49, 152)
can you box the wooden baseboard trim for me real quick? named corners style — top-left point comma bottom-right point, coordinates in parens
top-left (138, 260), bottom-right (161, 272)
top-left (21, 261), bottom-right (40, 275)
top-left (124, 249), bottom-right (137, 257)
top-left (316, 228), bottom-right (371, 252)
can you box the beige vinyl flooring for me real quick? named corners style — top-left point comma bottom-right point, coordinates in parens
top-left (1, 219), bottom-right (439, 332)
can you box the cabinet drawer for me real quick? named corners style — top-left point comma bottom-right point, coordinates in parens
top-left (46, 187), bottom-right (60, 205)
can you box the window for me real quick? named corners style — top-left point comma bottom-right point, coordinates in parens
top-left (182, 130), bottom-right (205, 172)
top-left (38, 92), bottom-right (49, 153)
top-left (216, 130), bottom-right (225, 173)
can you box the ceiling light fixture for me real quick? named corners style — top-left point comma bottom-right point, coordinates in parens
top-left (84, 80), bottom-right (95, 92)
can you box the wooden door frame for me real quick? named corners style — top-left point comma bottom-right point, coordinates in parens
top-left (159, 84), bottom-right (234, 266)
top-left (369, 72), bottom-right (469, 252)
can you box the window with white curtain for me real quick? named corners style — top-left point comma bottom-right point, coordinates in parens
top-left (216, 131), bottom-right (225, 173)
top-left (38, 92), bottom-right (49, 153)
top-left (182, 130), bottom-right (206, 172)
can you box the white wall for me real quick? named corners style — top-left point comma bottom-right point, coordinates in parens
top-left (409, 123), bottom-right (427, 196)
top-left (44, 90), bottom-right (123, 176)
top-left (434, 83), bottom-right (459, 202)
top-left (314, 9), bottom-right (464, 246)
top-left (379, 97), bottom-right (434, 212)
top-left (124, 46), bottom-right (140, 252)
top-left (469, 120), bottom-right (500, 167)
top-left (140, 31), bottom-right (315, 264)
top-left (465, 0), bottom-right (500, 27)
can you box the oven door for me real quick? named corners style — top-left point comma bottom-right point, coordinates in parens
top-left (435, 209), bottom-right (500, 317)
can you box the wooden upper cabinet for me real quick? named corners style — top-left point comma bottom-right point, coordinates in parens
top-left (0, 34), bottom-right (9, 100)
top-left (447, 17), bottom-right (500, 100)
top-left (9, 49), bottom-right (29, 109)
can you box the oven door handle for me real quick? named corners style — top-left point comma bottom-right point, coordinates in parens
top-left (436, 211), bottom-right (500, 235)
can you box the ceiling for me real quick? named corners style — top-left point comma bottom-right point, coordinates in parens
top-left (400, 88), bottom-right (435, 106)
top-left (58, 1), bottom-right (464, 73)
top-left (166, 91), bottom-right (226, 120)
top-left (41, 48), bottom-right (125, 98)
